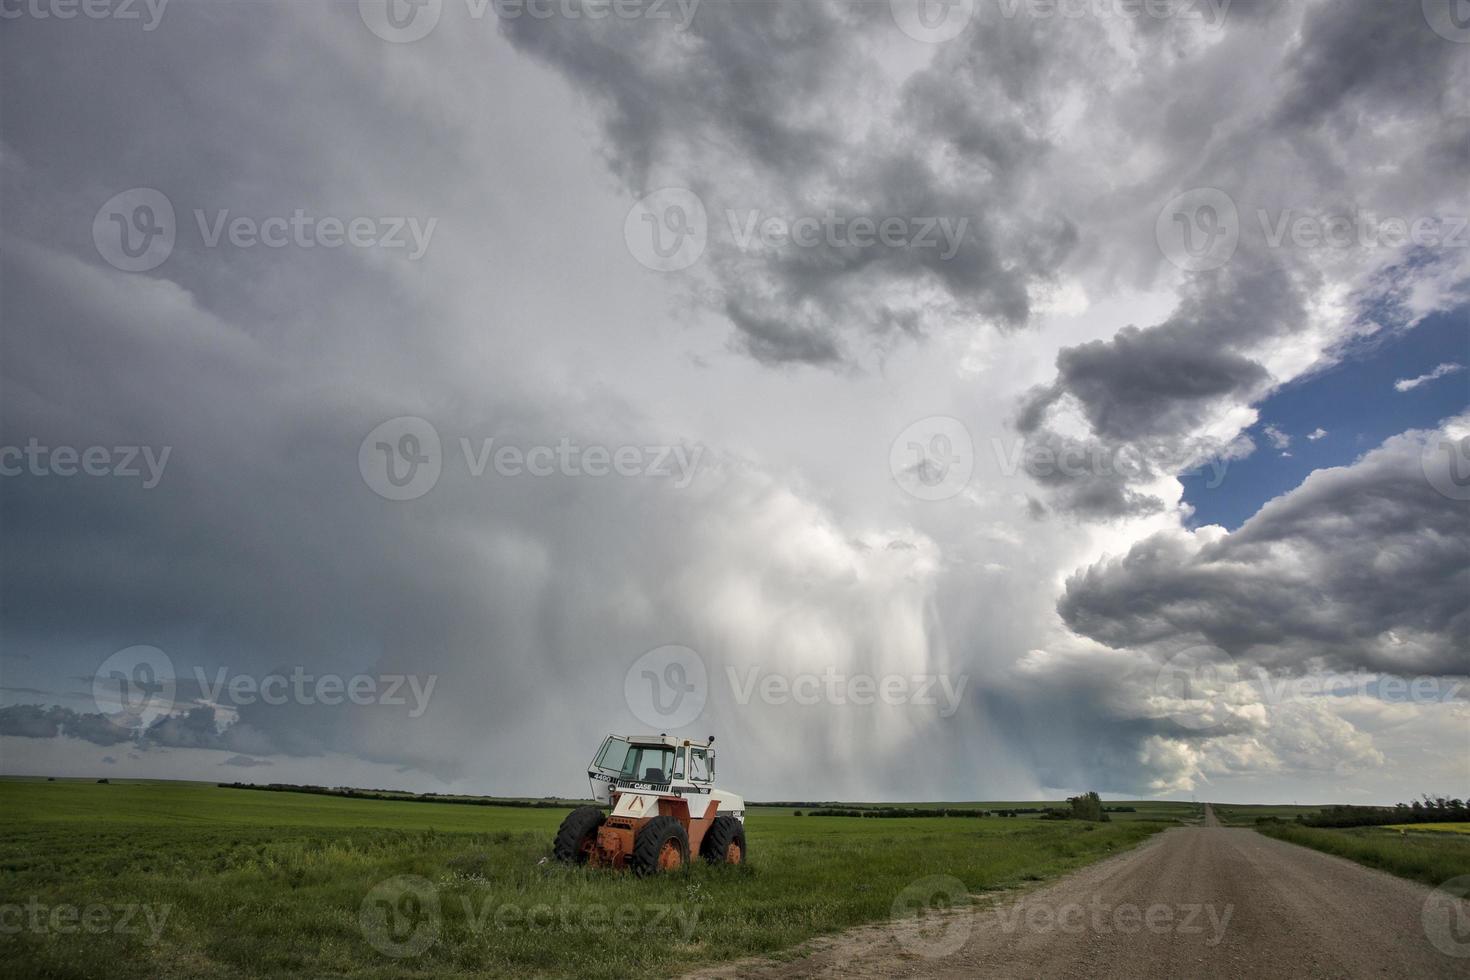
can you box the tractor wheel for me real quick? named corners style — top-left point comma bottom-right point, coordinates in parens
top-left (700, 814), bottom-right (747, 865)
top-left (631, 815), bottom-right (689, 876)
top-left (553, 806), bottom-right (606, 864)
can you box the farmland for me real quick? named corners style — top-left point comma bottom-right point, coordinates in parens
top-left (1208, 803), bottom-right (1328, 826)
top-left (1, 779), bottom-right (1179, 980)
top-left (1386, 823), bottom-right (1470, 834)
top-left (1204, 801), bottom-right (1470, 887)
top-left (1251, 820), bottom-right (1470, 888)
top-left (757, 799), bottom-right (1201, 822)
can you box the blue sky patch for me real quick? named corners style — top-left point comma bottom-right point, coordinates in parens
top-left (1182, 303), bottom-right (1470, 530)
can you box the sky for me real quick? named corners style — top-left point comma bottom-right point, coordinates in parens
top-left (1182, 303), bottom-right (1470, 528)
top-left (1, 0), bottom-right (1467, 805)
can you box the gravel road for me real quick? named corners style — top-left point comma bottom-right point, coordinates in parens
top-left (685, 804), bottom-right (1468, 979)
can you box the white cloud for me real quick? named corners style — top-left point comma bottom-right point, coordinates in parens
top-left (1264, 425), bottom-right (1292, 450)
top-left (1394, 362), bottom-right (1465, 392)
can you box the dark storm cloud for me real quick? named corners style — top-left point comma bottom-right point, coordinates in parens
top-left (720, 296), bottom-right (844, 366)
top-left (0, 700), bottom-right (292, 757)
top-left (1009, 0), bottom-right (1467, 516)
top-left (59, 709), bottom-right (139, 746)
top-left (1059, 426), bottom-right (1470, 677)
top-left (0, 704), bottom-right (133, 745)
top-left (0, 705), bottom-right (66, 740)
top-left (497, 0), bottom-right (862, 188)
top-left (136, 705), bottom-right (299, 758)
top-left (1025, 321), bottom-right (1271, 444)
top-left (145, 706), bottom-right (243, 752)
top-left (0, 233), bottom-right (961, 788)
top-left (1013, 254), bottom-right (1307, 516)
top-left (0, 0), bottom-right (516, 779)
top-left (1271, 0), bottom-right (1467, 129)
top-left (497, 0), bottom-right (1088, 364)
top-left (2, 0), bottom-right (1465, 803)
top-left (1009, 428), bottom-right (1174, 519)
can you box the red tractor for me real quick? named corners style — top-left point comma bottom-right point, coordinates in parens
top-left (554, 734), bottom-right (746, 875)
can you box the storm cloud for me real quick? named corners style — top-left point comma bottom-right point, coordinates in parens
top-left (1, 0), bottom-right (1466, 801)
top-left (1059, 422), bottom-right (1470, 678)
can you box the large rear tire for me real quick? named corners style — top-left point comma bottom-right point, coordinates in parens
top-left (631, 815), bottom-right (689, 876)
top-left (700, 814), bottom-right (747, 865)
top-left (553, 806), bottom-right (606, 864)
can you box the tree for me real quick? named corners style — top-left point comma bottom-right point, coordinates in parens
top-left (1068, 791), bottom-right (1109, 822)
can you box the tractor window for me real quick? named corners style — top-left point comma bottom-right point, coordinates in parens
top-left (623, 745), bottom-right (673, 783)
top-left (688, 748), bottom-right (710, 782)
top-left (593, 737), bottom-right (631, 773)
top-left (672, 747), bottom-right (686, 780)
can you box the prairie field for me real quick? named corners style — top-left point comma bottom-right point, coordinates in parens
top-left (1251, 820), bottom-right (1470, 888)
top-left (0, 779), bottom-right (1175, 980)
top-left (1384, 823), bottom-right (1470, 835)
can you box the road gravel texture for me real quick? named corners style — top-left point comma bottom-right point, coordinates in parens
top-left (686, 805), bottom-right (1469, 979)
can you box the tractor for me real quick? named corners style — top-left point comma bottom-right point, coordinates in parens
top-left (553, 734), bottom-right (746, 875)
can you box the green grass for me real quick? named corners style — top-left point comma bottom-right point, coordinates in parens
top-left (0, 779), bottom-right (1175, 979)
top-left (1385, 823), bottom-right (1470, 834)
top-left (1252, 820), bottom-right (1470, 888)
top-left (5, 779), bottom-right (559, 833)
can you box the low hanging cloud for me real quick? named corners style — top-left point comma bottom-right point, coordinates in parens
top-left (1058, 421), bottom-right (1470, 678)
top-left (0, 701), bottom-right (289, 758)
top-left (1013, 253), bottom-right (1298, 517)
top-left (987, 641), bottom-right (1397, 796)
top-left (1018, 256), bottom-right (1298, 445)
top-left (0, 704), bottom-right (134, 746)
top-left (496, 1), bottom-right (1140, 363)
top-left (990, 418), bottom-right (1468, 796)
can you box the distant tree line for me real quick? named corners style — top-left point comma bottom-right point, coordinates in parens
top-left (796, 793), bottom-right (1120, 822)
top-left (218, 782), bottom-right (578, 809)
top-left (760, 801), bottom-right (886, 809)
top-left (1296, 795), bottom-right (1468, 828)
top-left (986, 797), bottom-right (1130, 820)
top-left (799, 807), bottom-right (991, 818)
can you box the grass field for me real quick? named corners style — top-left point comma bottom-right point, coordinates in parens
top-left (1385, 823), bottom-right (1470, 834)
top-left (0, 779), bottom-right (1180, 979)
top-left (1252, 821), bottom-right (1470, 888)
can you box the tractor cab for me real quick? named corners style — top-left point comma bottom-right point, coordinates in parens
top-left (586, 733), bottom-right (716, 804)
